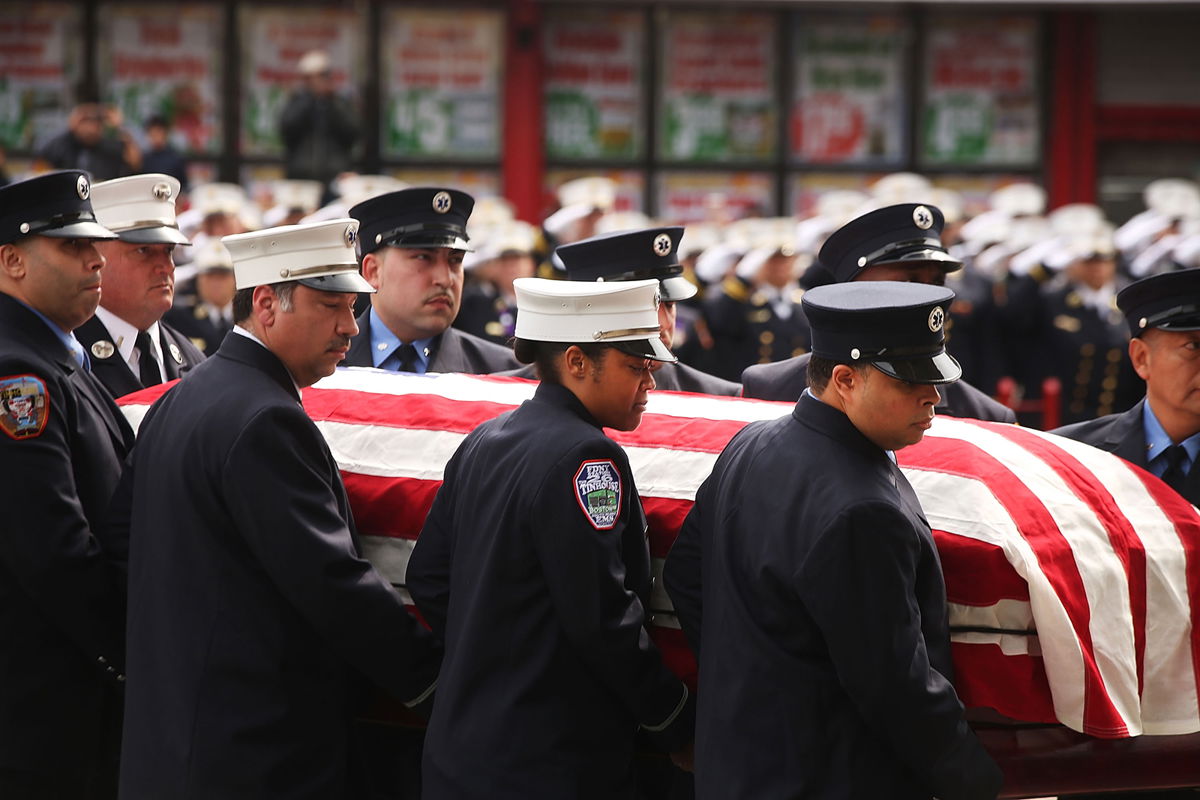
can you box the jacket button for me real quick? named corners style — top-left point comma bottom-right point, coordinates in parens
top-left (116, 674), bottom-right (126, 682)
top-left (97, 655), bottom-right (107, 665)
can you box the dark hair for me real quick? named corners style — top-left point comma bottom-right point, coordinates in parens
top-left (144, 115), bottom-right (169, 131)
top-left (807, 354), bottom-right (866, 394)
top-left (232, 281), bottom-right (297, 323)
top-left (513, 339), bottom-right (608, 384)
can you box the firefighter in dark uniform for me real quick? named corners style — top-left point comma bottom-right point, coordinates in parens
top-left (454, 220), bottom-right (537, 345)
top-left (665, 281), bottom-right (1003, 800)
top-left (407, 277), bottom-right (694, 799)
top-left (73, 173), bottom-right (204, 398)
top-left (1054, 269), bottom-right (1200, 508)
top-left (0, 170), bottom-right (131, 799)
top-left (741, 204), bottom-right (1017, 423)
top-left (117, 219), bottom-right (441, 798)
top-left (345, 187), bottom-right (519, 374)
top-left (163, 239), bottom-right (237, 356)
top-left (503, 227), bottom-right (742, 396)
top-left (1031, 235), bottom-right (1143, 426)
top-left (696, 238), bottom-right (811, 382)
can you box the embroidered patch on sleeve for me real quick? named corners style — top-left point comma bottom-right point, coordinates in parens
top-left (0, 375), bottom-right (49, 440)
top-left (573, 459), bottom-right (623, 530)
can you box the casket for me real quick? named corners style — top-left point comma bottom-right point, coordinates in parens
top-left (119, 368), bottom-right (1200, 797)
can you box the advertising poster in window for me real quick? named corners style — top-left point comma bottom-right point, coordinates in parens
top-left (240, 7), bottom-right (362, 157)
top-left (656, 172), bottom-right (775, 224)
top-left (381, 8), bottom-right (502, 159)
top-left (658, 11), bottom-right (776, 163)
top-left (0, 4), bottom-right (81, 151)
top-left (921, 16), bottom-right (1040, 166)
top-left (792, 14), bottom-right (908, 165)
top-left (99, 5), bottom-right (223, 155)
top-left (543, 9), bottom-right (644, 160)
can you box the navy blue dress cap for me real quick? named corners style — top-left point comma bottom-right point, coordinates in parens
top-left (802, 281), bottom-right (962, 385)
top-left (817, 203), bottom-right (962, 283)
top-left (349, 187), bottom-right (474, 257)
top-left (1117, 268), bottom-right (1200, 337)
top-left (558, 227), bottom-right (696, 302)
top-left (0, 170), bottom-right (118, 246)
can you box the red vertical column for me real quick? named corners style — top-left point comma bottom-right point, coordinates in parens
top-left (503, 0), bottom-right (545, 223)
top-left (1047, 12), bottom-right (1097, 207)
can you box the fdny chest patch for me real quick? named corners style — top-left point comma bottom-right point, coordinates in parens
top-left (573, 459), bottom-right (623, 530)
top-left (0, 375), bottom-right (49, 440)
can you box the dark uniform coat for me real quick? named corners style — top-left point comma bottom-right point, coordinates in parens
top-left (407, 382), bottom-right (692, 799)
top-left (681, 276), bottom-right (810, 382)
top-left (1052, 398), bottom-right (1200, 506)
top-left (740, 352), bottom-right (1017, 423)
top-left (74, 314), bottom-right (205, 399)
top-left (344, 310), bottom-right (519, 374)
top-left (163, 302), bottom-right (232, 356)
top-left (0, 292), bottom-right (132, 792)
top-left (453, 282), bottom-right (517, 346)
top-left (118, 333), bottom-right (441, 799)
top-left (1031, 282), bottom-right (1143, 426)
top-left (663, 393), bottom-right (1002, 800)
top-left (502, 361), bottom-right (742, 397)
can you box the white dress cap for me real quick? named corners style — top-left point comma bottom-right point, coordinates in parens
top-left (514, 277), bottom-right (674, 362)
top-left (557, 176), bottom-right (617, 212)
top-left (989, 182), bottom-right (1046, 217)
top-left (223, 218), bottom-right (374, 293)
top-left (869, 172), bottom-right (932, 205)
top-left (90, 173), bottom-right (190, 245)
top-left (192, 182), bottom-right (248, 217)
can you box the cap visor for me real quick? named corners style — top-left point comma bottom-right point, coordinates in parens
top-left (874, 249), bottom-right (963, 272)
top-left (387, 234), bottom-right (472, 252)
top-left (297, 271), bottom-right (376, 293)
top-left (117, 226), bottom-right (192, 245)
top-left (612, 336), bottom-right (677, 364)
top-left (872, 351), bottom-right (962, 385)
top-left (659, 275), bottom-right (698, 302)
top-left (40, 221), bottom-right (119, 240)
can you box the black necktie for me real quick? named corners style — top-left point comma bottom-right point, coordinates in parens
top-left (135, 330), bottom-right (162, 387)
top-left (396, 343), bottom-right (418, 373)
top-left (1162, 444), bottom-right (1190, 495)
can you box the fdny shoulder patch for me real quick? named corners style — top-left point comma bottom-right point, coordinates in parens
top-left (573, 459), bottom-right (622, 530)
top-left (0, 374), bottom-right (49, 440)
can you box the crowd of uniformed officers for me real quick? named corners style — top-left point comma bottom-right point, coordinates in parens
top-left (3, 163), bottom-right (1200, 800)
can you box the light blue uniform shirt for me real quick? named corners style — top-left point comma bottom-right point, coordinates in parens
top-left (14, 297), bottom-right (89, 369)
top-left (1143, 400), bottom-right (1200, 478)
top-left (368, 307), bottom-right (433, 374)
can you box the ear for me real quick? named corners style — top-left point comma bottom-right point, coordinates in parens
top-left (361, 252), bottom-right (382, 289)
top-left (251, 284), bottom-right (279, 328)
top-left (563, 345), bottom-right (590, 379)
top-left (0, 242), bottom-right (26, 280)
top-left (1129, 335), bottom-right (1151, 382)
top-left (829, 363), bottom-right (863, 406)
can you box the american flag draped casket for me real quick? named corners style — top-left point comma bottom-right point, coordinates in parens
top-left (119, 368), bottom-right (1200, 795)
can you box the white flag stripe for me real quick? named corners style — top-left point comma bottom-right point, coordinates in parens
top-left (319, 366), bottom-right (792, 423)
top-left (924, 421), bottom-right (1142, 733)
top-left (904, 467), bottom-right (1090, 732)
top-left (314, 420), bottom-right (720, 501)
top-left (951, 631), bottom-right (1041, 657)
top-left (948, 598), bottom-right (1034, 631)
top-left (1043, 430), bottom-right (1200, 733)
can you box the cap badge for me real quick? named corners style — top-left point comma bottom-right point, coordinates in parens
top-left (652, 233), bottom-right (672, 257)
top-left (913, 205), bottom-right (933, 230)
top-left (152, 182), bottom-right (173, 201)
top-left (432, 191), bottom-right (452, 214)
top-left (344, 225), bottom-right (357, 248)
top-left (653, 291), bottom-right (661, 311)
top-left (168, 342), bottom-right (183, 364)
top-left (91, 340), bottom-right (115, 360)
top-left (76, 175), bottom-right (90, 201)
top-left (928, 305), bottom-right (945, 333)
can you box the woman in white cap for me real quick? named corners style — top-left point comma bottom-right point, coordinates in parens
top-left (408, 277), bottom-right (694, 798)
